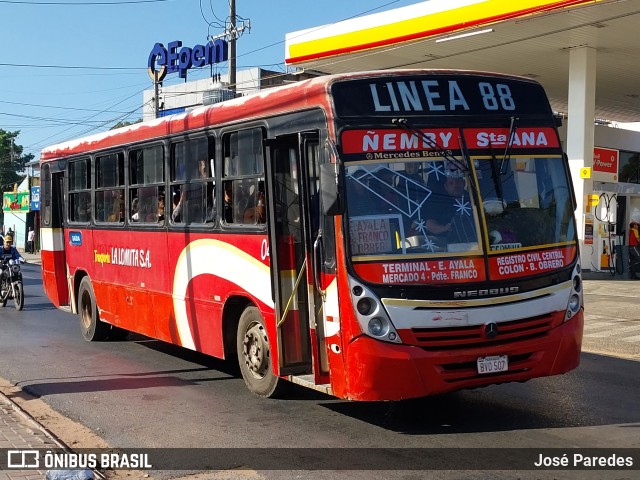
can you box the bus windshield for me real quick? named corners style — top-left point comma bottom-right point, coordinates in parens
top-left (476, 155), bottom-right (576, 251)
top-left (345, 154), bottom-right (576, 260)
top-left (345, 160), bottom-right (481, 256)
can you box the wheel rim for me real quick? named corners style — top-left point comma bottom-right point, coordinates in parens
top-left (242, 321), bottom-right (269, 380)
top-left (81, 290), bottom-right (93, 329)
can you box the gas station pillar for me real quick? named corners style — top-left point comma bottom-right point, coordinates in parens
top-left (566, 46), bottom-right (596, 268)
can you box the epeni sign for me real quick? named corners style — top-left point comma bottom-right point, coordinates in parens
top-left (148, 39), bottom-right (228, 81)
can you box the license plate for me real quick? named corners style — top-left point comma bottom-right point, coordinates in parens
top-left (477, 355), bottom-right (508, 374)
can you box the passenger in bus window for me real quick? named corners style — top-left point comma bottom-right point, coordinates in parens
top-left (141, 201), bottom-right (156, 222)
top-left (243, 189), bottom-right (266, 224)
top-left (171, 190), bottom-right (184, 223)
top-left (157, 193), bottom-right (165, 222)
top-left (108, 193), bottom-right (124, 222)
top-left (198, 159), bottom-right (208, 178)
top-left (77, 202), bottom-right (90, 222)
top-left (131, 197), bottom-right (139, 221)
top-left (223, 182), bottom-right (233, 223)
top-left (139, 190), bottom-right (163, 223)
top-left (256, 190), bottom-right (265, 223)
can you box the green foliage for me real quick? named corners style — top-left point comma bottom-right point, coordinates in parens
top-left (0, 130), bottom-right (33, 225)
top-left (111, 118), bottom-right (143, 130)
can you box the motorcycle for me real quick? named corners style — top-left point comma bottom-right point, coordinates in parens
top-left (0, 256), bottom-right (24, 311)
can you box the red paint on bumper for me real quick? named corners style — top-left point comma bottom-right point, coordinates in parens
top-left (342, 311), bottom-right (583, 401)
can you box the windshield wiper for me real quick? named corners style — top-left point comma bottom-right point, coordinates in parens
top-left (488, 142), bottom-right (504, 200)
top-left (499, 116), bottom-right (519, 174)
top-left (392, 118), bottom-right (469, 174)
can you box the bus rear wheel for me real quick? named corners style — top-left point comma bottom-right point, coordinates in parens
top-left (78, 277), bottom-right (109, 341)
top-left (236, 306), bottom-right (284, 398)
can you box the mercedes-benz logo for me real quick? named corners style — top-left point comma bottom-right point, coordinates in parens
top-left (484, 322), bottom-right (499, 339)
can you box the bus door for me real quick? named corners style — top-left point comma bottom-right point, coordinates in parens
top-left (44, 170), bottom-right (71, 308)
top-left (265, 132), bottom-right (327, 381)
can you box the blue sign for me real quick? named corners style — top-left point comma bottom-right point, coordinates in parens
top-left (69, 231), bottom-right (82, 246)
top-left (30, 186), bottom-right (40, 211)
top-left (148, 39), bottom-right (228, 81)
top-left (159, 107), bottom-right (186, 118)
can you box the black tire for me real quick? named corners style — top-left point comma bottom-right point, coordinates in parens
top-left (13, 282), bottom-right (23, 311)
top-left (1, 280), bottom-right (8, 307)
top-left (78, 277), bottom-right (109, 341)
top-left (236, 306), bottom-right (285, 398)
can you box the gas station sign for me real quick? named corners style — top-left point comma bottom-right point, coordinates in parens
top-left (593, 147), bottom-right (619, 182)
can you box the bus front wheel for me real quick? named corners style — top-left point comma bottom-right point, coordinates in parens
top-left (78, 277), bottom-right (109, 341)
top-left (236, 306), bottom-right (284, 398)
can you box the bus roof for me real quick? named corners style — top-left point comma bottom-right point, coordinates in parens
top-left (39, 69), bottom-right (540, 161)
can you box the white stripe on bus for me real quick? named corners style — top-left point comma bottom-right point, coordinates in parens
top-left (172, 239), bottom-right (274, 350)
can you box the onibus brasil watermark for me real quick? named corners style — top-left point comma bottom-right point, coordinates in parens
top-left (6, 450), bottom-right (151, 470)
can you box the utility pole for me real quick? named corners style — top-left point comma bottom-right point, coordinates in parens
top-left (210, 0), bottom-right (248, 94)
top-left (229, 0), bottom-right (236, 92)
top-left (154, 73), bottom-right (160, 119)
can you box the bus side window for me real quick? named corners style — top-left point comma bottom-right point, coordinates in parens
top-left (222, 128), bottom-right (265, 226)
top-left (129, 145), bottom-right (165, 226)
top-left (69, 158), bottom-right (91, 223)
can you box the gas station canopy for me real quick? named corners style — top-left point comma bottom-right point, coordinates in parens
top-left (285, 0), bottom-right (640, 123)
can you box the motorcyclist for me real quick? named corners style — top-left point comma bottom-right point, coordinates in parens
top-left (1, 236), bottom-right (25, 263)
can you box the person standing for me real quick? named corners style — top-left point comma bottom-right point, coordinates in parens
top-left (629, 220), bottom-right (640, 279)
top-left (27, 227), bottom-right (35, 254)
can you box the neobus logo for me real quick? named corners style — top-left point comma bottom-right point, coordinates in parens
top-left (453, 287), bottom-right (519, 299)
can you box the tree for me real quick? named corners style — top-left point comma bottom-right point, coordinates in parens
top-left (111, 119), bottom-right (142, 130)
top-left (0, 130), bottom-right (33, 226)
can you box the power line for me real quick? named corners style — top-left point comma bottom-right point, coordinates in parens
top-left (0, 62), bottom-right (143, 70)
top-left (7, 0), bottom-right (412, 157)
top-left (0, 0), bottom-right (173, 4)
top-left (0, 99), bottom-right (133, 114)
top-left (25, 89), bottom-right (150, 152)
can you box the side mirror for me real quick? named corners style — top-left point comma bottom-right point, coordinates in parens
top-left (319, 140), bottom-right (343, 216)
top-left (320, 162), bottom-right (343, 216)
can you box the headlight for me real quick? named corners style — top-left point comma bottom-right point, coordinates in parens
top-left (11, 265), bottom-right (20, 273)
top-left (368, 317), bottom-right (390, 337)
top-left (349, 276), bottom-right (401, 343)
top-left (356, 298), bottom-right (373, 315)
top-left (568, 294), bottom-right (580, 312)
top-left (564, 262), bottom-right (583, 322)
top-left (572, 276), bottom-right (581, 292)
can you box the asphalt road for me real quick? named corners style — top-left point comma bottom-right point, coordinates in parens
top-left (0, 264), bottom-right (638, 480)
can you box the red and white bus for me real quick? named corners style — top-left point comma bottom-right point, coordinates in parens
top-left (40, 69), bottom-right (583, 401)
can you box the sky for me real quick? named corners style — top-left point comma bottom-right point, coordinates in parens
top-left (0, 0), bottom-right (420, 160)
